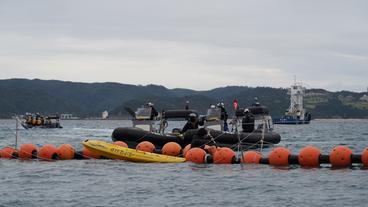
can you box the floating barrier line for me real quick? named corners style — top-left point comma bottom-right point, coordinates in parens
top-left (2, 143), bottom-right (368, 169)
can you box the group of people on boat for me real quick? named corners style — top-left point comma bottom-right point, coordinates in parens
top-left (113, 98), bottom-right (281, 150)
top-left (181, 102), bottom-right (230, 133)
top-left (24, 113), bottom-right (48, 126)
top-left (141, 98), bottom-right (259, 135)
top-left (174, 102), bottom-right (256, 134)
top-left (22, 113), bottom-right (62, 129)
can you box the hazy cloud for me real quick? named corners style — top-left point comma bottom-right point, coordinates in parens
top-left (0, 0), bottom-right (367, 91)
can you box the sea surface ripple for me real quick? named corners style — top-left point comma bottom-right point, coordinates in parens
top-left (0, 119), bottom-right (368, 207)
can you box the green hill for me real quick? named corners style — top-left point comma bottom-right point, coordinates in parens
top-left (0, 78), bottom-right (367, 118)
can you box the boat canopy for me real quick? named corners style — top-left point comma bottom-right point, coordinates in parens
top-left (162, 110), bottom-right (198, 119)
top-left (206, 108), bottom-right (221, 121)
top-left (236, 106), bottom-right (270, 117)
top-left (135, 107), bottom-right (152, 120)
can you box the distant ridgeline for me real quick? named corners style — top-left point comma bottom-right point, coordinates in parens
top-left (0, 79), bottom-right (367, 119)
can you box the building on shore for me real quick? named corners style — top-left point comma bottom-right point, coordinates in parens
top-left (60, 114), bottom-right (79, 119)
top-left (360, 95), bottom-right (368, 102)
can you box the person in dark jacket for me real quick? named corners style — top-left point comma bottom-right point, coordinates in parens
top-left (190, 128), bottom-right (210, 148)
top-left (217, 102), bottom-right (229, 131)
top-left (147, 102), bottom-right (158, 120)
top-left (182, 113), bottom-right (199, 133)
top-left (190, 128), bottom-right (217, 153)
top-left (242, 109), bottom-right (255, 133)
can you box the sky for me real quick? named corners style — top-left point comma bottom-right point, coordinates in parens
top-left (0, 0), bottom-right (367, 92)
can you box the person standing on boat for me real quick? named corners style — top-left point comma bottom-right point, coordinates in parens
top-left (242, 109), bottom-right (255, 133)
top-left (185, 101), bottom-right (190, 110)
top-left (182, 113), bottom-right (202, 133)
top-left (217, 102), bottom-right (229, 131)
top-left (147, 102), bottom-right (158, 120)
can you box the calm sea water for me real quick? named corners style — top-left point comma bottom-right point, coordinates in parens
top-left (0, 119), bottom-right (367, 207)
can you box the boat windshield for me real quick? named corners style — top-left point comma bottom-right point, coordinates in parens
top-left (206, 108), bottom-right (221, 121)
top-left (135, 107), bottom-right (152, 120)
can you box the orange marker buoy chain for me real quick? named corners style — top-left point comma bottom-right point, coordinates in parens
top-left (136, 141), bottom-right (155, 153)
top-left (18, 144), bottom-right (38, 159)
top-left (298, 146), bottom-right (321, 167)
top-left (185, 148), bottom-right (207, 164)
top-left (361, 148), bottom-right (368, 167)
top-left (82, 147), bottom-right (101, 159)
top-left (38, 144), bottom-right (58, 161)
top-left (1, 143), bottom-right (368, 169)
top-left (0, 147), bottom-right (18, 159)
top-left (162, 142), bottom-right (182, 156)
top-left (213, 147), bottom-right (236, 164)
top-left (182, 144), bottom-right (191, 157)
top-left (242, 151), bottom-right (262, 164)
top-left (57, 144), bottom-right (75, 160)
top-left (329, 146), bottom-right (352, 168)
top-left (113, 141), bottom-right (128, 148)
top-left (268, 147), bottom-right (291, 166)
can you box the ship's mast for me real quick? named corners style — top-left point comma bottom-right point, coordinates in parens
top-left (286, 78), bottom-right (305, 119)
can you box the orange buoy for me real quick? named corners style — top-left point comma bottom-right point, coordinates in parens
top-left (162, 142), bottom-right (182, 156)
top-left (0, 147), bottom-right (18, 159)
top-left (361, 148), bottom-right (368, 167)
top-left (185, 148), bottom-right (207, 164)
top-left (268, 147), bottom-right (291, 166)
top-left (298, 146), bottom-right (321, 167)
top-left (18, 144), bottom-right (38, 159)
top-left (113, 141), bottom-right (128, 148)
top-left (242, 151), bottom-right (262, 164)
top-left (182, 144), bottom-right (191, 157)
top-left (57, 144), bottom-right (75, 160)
top-left (136, 141), bottom-right (155, 153)
top-left (38, 144), bottom-right (58, 161)
top-left (82, 147), bottom-right (101, 159)
top-left (204, 145), bottom-right (218, 155)
top-left (329, 146), bottom-right (352, 168)
top-left (213, 147), bottom-right (236, 164)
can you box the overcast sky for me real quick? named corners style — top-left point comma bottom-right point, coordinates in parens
top-left (0, 0), bottom-right (367, 91)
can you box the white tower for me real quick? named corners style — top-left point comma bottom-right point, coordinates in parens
top-left (286, 80), bottom-right (305, 119)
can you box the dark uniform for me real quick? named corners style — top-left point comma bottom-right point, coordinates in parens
top-left (150, 107), bottom-right (158, 120)
top-left (182, 113), bottom-right (205, 133)
top-left (215, 103), bottom-right (229, 131)
top-left (182, 118), bottom-right (199, 133)
top-left (242, 112), bottom-right (255, 133)
top-left (190, 128), bottom-right (216, 149)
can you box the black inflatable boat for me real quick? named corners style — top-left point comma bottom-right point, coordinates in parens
top-left (112, 105), bottom-right (281, 149)
top-left (111, 127), bottom-right (281, 149)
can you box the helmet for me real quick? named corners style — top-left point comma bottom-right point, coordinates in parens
top-left (244, 109), bottom-right (250, 113)
top-left (189, 113), bottom-right (197, 122)
top-left (147, 102), bottom-right (154, 107)
top-left (217, 102), bottom-right (224, 107)
top-left (210, 105), bottom-right (216, 109)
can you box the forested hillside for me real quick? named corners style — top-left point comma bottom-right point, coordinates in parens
top-left (0, 79), bottom-right (367, 118)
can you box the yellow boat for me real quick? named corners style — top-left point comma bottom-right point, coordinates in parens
top-left (82, 140), bottom-right (186, 163)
